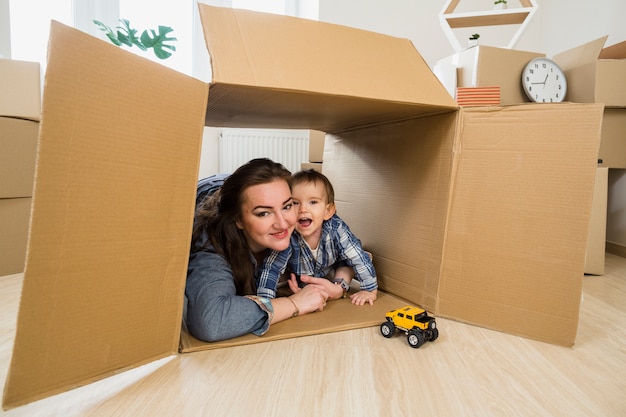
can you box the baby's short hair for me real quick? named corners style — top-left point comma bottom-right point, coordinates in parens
top-left (291, 169), bottom-right (335, 204)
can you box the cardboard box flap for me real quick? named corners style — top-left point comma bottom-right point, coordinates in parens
top-left (599, 39), bottom-right (626, 59)
top-left (553, 36), bottom-right (626, 106)
top-left (439, 104), bottom-right (604, 346)
top-left (2, 22), bottom-right (208, 409)
top-left (553, 36), bottom-right (608, 70)
top-left (199, 4), bottom-right (457, 131)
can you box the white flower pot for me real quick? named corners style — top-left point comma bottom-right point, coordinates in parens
top-left (493, 3), bottom-right (507, 10)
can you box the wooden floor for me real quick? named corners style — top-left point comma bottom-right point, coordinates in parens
top-left (1, 253), bottom-right (625, 417)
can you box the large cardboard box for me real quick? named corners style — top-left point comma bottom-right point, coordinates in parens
top-left (434, 45), bottom-right (544, 104)
top-left (0, 58), bottom-right (41, 122)
top-left (584, 168), bottom-right (608, 275)
top-left (0, 197), bottom-right (32, 276)
top-left (2, 6), bottom-right (603, 409)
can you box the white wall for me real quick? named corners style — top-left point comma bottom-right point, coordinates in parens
top-left (0, 0), bottom-right (10, 58)
top-left (318, 0), bottom-right (626, 69)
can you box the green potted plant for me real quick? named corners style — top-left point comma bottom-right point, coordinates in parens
top-left (493, 0), bottom-right (508, 10)
top-left (94, 19), bottom-right (177, 60)
top-left (468, 33), bottom-right (480, 47)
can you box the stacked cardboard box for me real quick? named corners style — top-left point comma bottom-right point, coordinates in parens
top-left (554, 37), bottom-right (626, 274)
top-left (301, 129), bottom-right (325, 172)
top-left (3, 7), bottom-right (604, 409)
top-left (435, 37), bottom-right (626, 275)
top-left (554, 36), bottom-right (626, 168)
top-left (0, 59), bottom-right (41, 276)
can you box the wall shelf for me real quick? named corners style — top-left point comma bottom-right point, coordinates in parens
top-left (439, 0), bottom-right (538, 51)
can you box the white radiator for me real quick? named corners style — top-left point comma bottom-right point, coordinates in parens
top-left (219, 128), bottom-right (309, 174)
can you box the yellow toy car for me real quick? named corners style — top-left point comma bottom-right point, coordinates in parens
top-left (380, 305), bottom-right (439, 348)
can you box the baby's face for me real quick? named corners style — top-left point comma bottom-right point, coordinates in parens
top-left (291, 181), bottom-right (333, 239)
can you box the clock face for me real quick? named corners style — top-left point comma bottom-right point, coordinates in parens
top-left (522, 58), bottom-right (567, 103)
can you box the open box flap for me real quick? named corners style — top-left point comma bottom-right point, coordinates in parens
top-left (2, 22), bottom-right (208, 409)
top-left (553, 36), bottom-right (608, 69)
top-left (198, 4), bottom-right (457, 131)
top-left (438, 104), bottom-right (604, 347)
top-left (599, 39), bottom-right (626, 59)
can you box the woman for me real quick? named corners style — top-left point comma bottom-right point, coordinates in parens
top-left (185, 158), bottom-right (331, 342)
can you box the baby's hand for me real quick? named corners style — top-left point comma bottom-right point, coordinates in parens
top-left (350, 289), bottom-right (377, 306)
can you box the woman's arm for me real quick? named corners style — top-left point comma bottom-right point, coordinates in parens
top-left (185, 250), bottom-right (270, 342)
top-left (185, 251), bottom-right (331, 342)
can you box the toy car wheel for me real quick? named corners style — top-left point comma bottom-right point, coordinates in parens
top-left (380, 321), bottom-right (395, 338)
top-left (407, 329), bottom-right (425, 348)
top-left (429, 327), bottom-right (439, 342)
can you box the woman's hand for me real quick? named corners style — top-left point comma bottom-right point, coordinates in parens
top-left (286, 273), bottom-right (330, 313)
top-left (288, 273), bottom-right (344, 301)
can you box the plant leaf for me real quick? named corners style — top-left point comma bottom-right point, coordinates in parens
top-left (140, 26), bottom-right (177, 59)
top-left (93, 20), bottom-right (122, 46)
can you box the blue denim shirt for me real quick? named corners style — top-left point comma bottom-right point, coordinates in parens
top-left (185, 236), bottom-right (272, 342)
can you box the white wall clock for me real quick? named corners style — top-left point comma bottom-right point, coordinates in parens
top-left (522, 57), bottom-right (567, 103)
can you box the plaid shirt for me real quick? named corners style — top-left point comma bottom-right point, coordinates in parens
top-left (256, 214), bottom-right (377, 298)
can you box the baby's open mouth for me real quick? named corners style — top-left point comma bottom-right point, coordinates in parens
top-left (298, 218), bottom-right (312, 227)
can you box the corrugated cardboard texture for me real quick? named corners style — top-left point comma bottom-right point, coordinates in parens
top-left (199, 4), bottom-right (457, 131)
top-left (0, 58), bottom-right (41, 121)
top-left (0, 117), bottom-right (39, 198)
top-left (585, 168), bottom-right (608, 275)
top-left (439, 104), bottom-right (602, 346)
top-left (0, 198), bottom-right (31, 276)
top-left (324, 104), bottom-right (603, 347)
top-left (2, 22), bottom-right (208, 409)
top-left (324, 112), bottom-right (459, 313)
top-left (180, 290), bottom-right (410, 352)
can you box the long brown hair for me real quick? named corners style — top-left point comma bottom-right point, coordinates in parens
top-left (191, 158), bottom-right (292, 295)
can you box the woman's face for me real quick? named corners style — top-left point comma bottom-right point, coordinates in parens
top-left (236, 179), bottom-right (297, 254)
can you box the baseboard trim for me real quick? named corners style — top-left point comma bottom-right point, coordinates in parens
top-left (606, 242), bottom-right (626, 259)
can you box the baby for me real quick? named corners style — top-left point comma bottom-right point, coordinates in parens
top-left (257, 169), bottom-right (378, 305)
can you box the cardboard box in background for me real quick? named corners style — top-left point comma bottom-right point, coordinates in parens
top-left (0, 59), bottom-right (41, 122)
top-left (0, 59), bottom-right (41, 276)
top-left (0, 198), bottom-right (32, 275)
top-left (554, 36), bottom-right (626, 107)
top-left (597, 109), bottom-right (626, 168)
top-left (308, 130), bottom-right (325, 162)
top-left (434, 45), bottom-right (543, 104)
top-left (0, 117), bottom-right (39, 198)
top-left (585, 167), bottom-right (608, 275)
top-left (2, 7), bottom-right (603, 409)
top-left (301, 162), bottom-right (322, 172)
